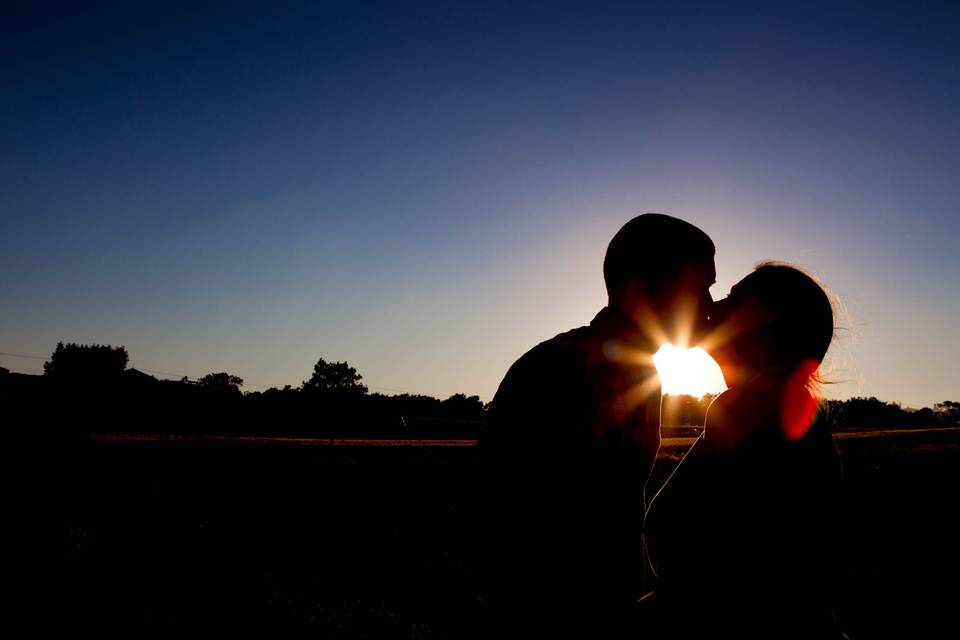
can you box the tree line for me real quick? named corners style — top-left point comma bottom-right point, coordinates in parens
top-left (660, 391), bottom-right (959, 429)
top-left (3, 342), bottom-right (484, 438)
top-left (2, 342), bottom-right (957, 436)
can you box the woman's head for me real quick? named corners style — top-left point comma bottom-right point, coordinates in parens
top-left (710, 262), bottom-right (835, 387)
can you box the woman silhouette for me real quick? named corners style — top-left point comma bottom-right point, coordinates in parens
top-left (644, 262), bottom-right (846, 639)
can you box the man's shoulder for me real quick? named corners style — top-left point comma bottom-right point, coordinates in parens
top-left (483, 324), bottom-right (598, 446)
top-left (504, 324), bottom-right (593, 380)
top-left (487, 325), bottom-right (595, 410)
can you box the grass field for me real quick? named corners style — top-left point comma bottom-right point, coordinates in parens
top-left (20, 426), bottom-right (960, 638)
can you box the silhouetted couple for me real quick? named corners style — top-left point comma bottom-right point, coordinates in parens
top-left (477, 214), bottom-right (844, 638)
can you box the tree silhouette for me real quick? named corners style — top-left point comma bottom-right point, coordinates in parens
top-left (934, 401), bottom-right (960, 424)
top-left (440, 393), bottom-right (485, 420)
top-left (197, 372), bottom-right (244, 394)
top-left (43, 341), bottom-right (129, 380)
top-left (661, 393), bottom-right (716, 427)
top-left (303, 358), bottom-right (368, 394)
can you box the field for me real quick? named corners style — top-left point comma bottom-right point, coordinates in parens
top-left (22, 427), bottom-right (960, 638)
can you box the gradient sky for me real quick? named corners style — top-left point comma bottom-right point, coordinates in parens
top-left (2, 1), bottom-right (958, 407)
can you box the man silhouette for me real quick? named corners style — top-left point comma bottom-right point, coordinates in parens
top-left (476, 213), bottom-right (716, 637)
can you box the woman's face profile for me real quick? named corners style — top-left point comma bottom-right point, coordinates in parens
top-left (708, 283), bottom-right (775, 385)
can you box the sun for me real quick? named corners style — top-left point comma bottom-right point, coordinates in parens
top-left (652, 344), bottom-right (727, 397)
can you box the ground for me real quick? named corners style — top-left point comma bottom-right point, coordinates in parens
top-left (22, 427), bottom-right (960, 638)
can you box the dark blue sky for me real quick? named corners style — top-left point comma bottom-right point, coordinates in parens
top-left (2, 1), bottom-right (958, 406)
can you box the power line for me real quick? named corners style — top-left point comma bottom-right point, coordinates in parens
top-left (136, 367), bottom-right (190, 379)
top-left (2, 366), bottom-right (43, 374)
top-left (134, 367), bottom-right (273, 389)
top-left (0, 351), bottom-right (46, 359)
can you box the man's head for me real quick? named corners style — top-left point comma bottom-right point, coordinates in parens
top-left (603, 213), bottom-right (716, 346)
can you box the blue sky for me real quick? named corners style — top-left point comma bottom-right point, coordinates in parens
top-left (2, 1), bottom-right (958, 407)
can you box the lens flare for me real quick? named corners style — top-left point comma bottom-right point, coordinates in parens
top-left (780, 358), bottom-right (821, 440)
top-left (652, 344), bottom-right (727, 397)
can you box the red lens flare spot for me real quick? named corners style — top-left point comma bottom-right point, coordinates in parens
top-left (780, 358), bottom-right (821, 441)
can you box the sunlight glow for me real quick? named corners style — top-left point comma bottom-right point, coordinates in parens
top-left (653, 344), bottom-right (727, 397)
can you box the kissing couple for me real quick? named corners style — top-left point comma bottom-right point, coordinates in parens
top-left (477, 213), bottom-right (844, 639)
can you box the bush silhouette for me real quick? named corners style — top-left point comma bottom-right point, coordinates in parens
top-left (43, 342), bottom-right (129, 381)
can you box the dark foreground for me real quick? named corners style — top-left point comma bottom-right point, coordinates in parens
top-left (20, 428), bottom-right (960, 638)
